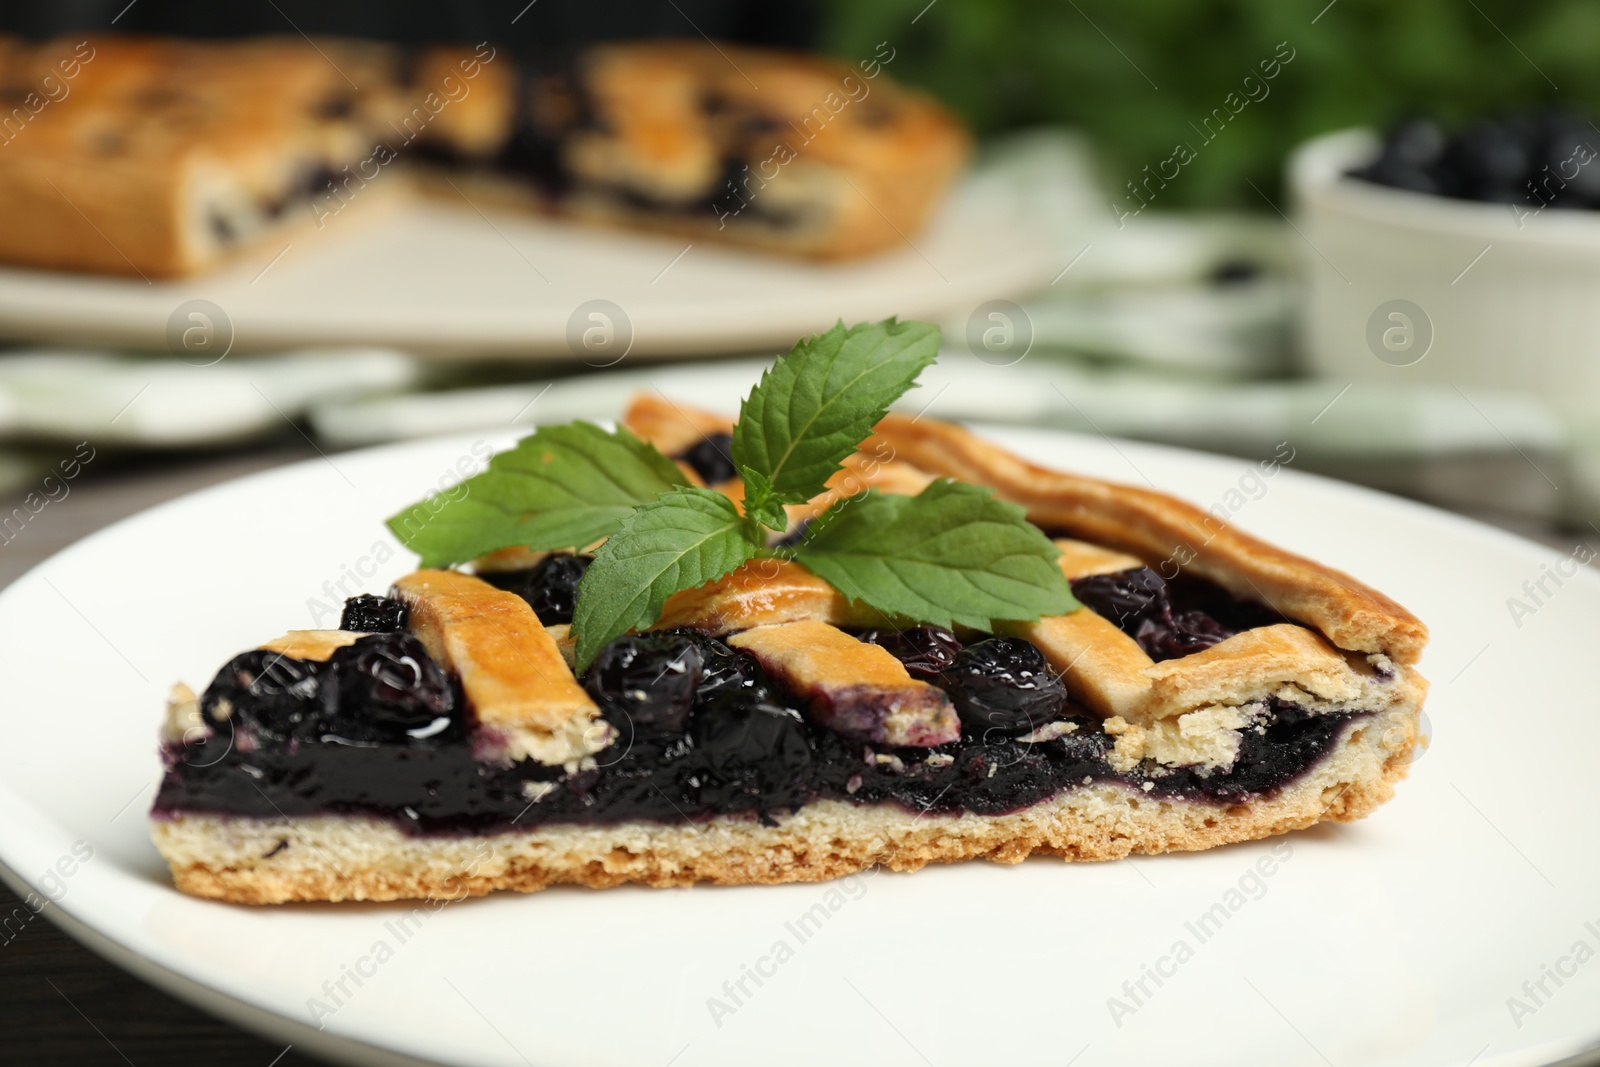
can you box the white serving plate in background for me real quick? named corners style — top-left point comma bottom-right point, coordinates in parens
top-left (0, 161), bottom-right (1061, 360)
top-left (0, 384), bottom-right (1598, 1066)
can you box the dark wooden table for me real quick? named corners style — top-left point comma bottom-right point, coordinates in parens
top-left (1, 444), bottom-right (1593, 1066)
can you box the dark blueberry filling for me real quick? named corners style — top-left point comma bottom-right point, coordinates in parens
top-left (672, 628), bottom-right (766, 704)
top-left (339, 594), bottom-right (408, 633)
top-left (772, 518), bottom-right (813, 549)
top-left (313, 91), bottom-right (356, 121)
top-left (859, 625), bottom-right (962, 682)
top-left (1070, 566), bottom-right (1284, 661)
top-left (690, 697), bottom-right (813, 812)
top-left (938, 637), bottom-right (1068, 736)
top-left (481, 554), bottom-right (592, 625)
top-left (708, 155), bottom-right (756, 221)
top-left (813, 698), bottom-right (1359, 814)
top-left (331, 633), bottom-right (456, 736)
top-left (304, 164), bottom-right (340, 197)
top-left (493, 51), bottom-right (601, 192)
top-left (1069, 566), bottom-right (1167, 630)
top-left (156, 612), bottom-right (1364, 834)
top-left (198, 638), bottom-right (465, 750)
top-left (393, 44), bottom-right (426, 89)
top-left (675, 433), bottom-right (737, 485)
top-left (495, 86), bottom-right (573, 196)
top-left (199, 649), bottom-right (331, 743)
top-left (407, 138), bottom-right (470, 167)
top-left (487, 59), bottom-right (809, 230)
top-left (209, 211), bottom-right (237, 246)
top-left (586, 632), bottom-right (704, 740)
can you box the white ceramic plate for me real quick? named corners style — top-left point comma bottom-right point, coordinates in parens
top-left (1, 402), bottom-right (1597, 1067)
top-left (0, 165), bottom-right (1059, 359)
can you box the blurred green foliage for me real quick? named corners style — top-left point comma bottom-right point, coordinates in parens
top-left (821, 0), bottom-right (1600, 208)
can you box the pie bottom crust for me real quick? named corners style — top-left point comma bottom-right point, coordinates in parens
top-left (150, 709), bottom-right (1415, 905)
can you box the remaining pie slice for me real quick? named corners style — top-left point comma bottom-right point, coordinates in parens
top-left (0, 35), bottom-right (505, 277)
top-left (150, 397), bottom-right (1427, 904)
top-left (0, 35), bottom-right (966, 276)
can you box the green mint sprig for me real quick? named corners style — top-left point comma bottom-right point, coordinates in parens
top-left (794, 480), bottom-right (1075, 631)
top-left (388, 318), bottom-right (1079, 671)
top-left (570, 488), bottom-right (761, 669)
top-left (732, 318), bottom-right (940, 510)
top-left (385, 421), bottom-right (685, 568)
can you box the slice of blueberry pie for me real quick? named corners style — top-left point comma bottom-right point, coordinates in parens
top-left (149, 320), bottom-right (1427, 904)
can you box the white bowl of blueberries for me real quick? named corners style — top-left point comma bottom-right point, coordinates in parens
top-left (1290, 114), bottom-right (1600, 408)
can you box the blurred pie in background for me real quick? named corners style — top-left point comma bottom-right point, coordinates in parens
top-left (0, 34), bottom-right (969, 277)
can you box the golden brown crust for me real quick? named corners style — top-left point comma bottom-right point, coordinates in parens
top-left (150, 709), bottom-right (1415, 904)
top-left (656, 558), bottom-right (879, 632)
top-left (1052, 538), bottom-right (1145, 579)
top-left (865, 414), bottom-right (1429, 665)
top-left (1016, 610), bottom-right (1154, 720)
top-left (470, 546), bottom-right (550, 573)
top-left (729, 620), bottom-right (920, 688)
top-left (795, 447), bottom-right (937, 521)
top-left (728, 621), bottom-right (959, 746)
top-left (258, 629), bottom-right (360, 660)
top-left (392, 569), bottom-right (611, 764)
top-left (621, 393), bottom-right (731, 454)
top-left (1143, 624), bottom-right (1394, 719)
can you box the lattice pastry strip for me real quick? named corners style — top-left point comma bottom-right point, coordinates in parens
top-left (618, 398), bottom-right (1427, 778)
top-left (865, 413), bottom-right (1427, 665)
top-left (392, 570), bottom-right (611, 765)
top-left (728, 621), bottom-right (959, 746)
top-left (655, 559), bottom-right (881, 632)
top-left (1016, 542), bottom-right (1156, 723)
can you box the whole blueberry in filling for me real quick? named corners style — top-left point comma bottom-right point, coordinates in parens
top-left (677, 433), bottom-right (736, 485)
top-left (666, 630), bottom-right (763, 704)
top-left (330, 633), bottom-right (455, 734)
top-left (1070, 568), bottom-right (1167, 631)
top-left (586, 633), bottom-right (704, 737)
top-left (940, 637), bottom-right (1067, 735)
top-left (1137, 611), bottom-right (1232, 661)
top-left (201, 650), bottom-right (329, 742)
top-left (1071, 567), bottom-right (1241, 662)
top-left (860, 626), bottom-right (963, 682)
top-left (339, 594), bottom-right (408, 633)
top-left (484, 554), bottom-right (592, 625)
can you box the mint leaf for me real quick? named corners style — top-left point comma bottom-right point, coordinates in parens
top-left (732, 318), bottom-right (939, 501)
top-left (738, 467), bottom-right (790, 532)
top-left (794, 481), bottom-right (1079, 631)
top-left (571, 487), bottom-right (762, 670)
top-left (386, 422), bottom-right (686, 568)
